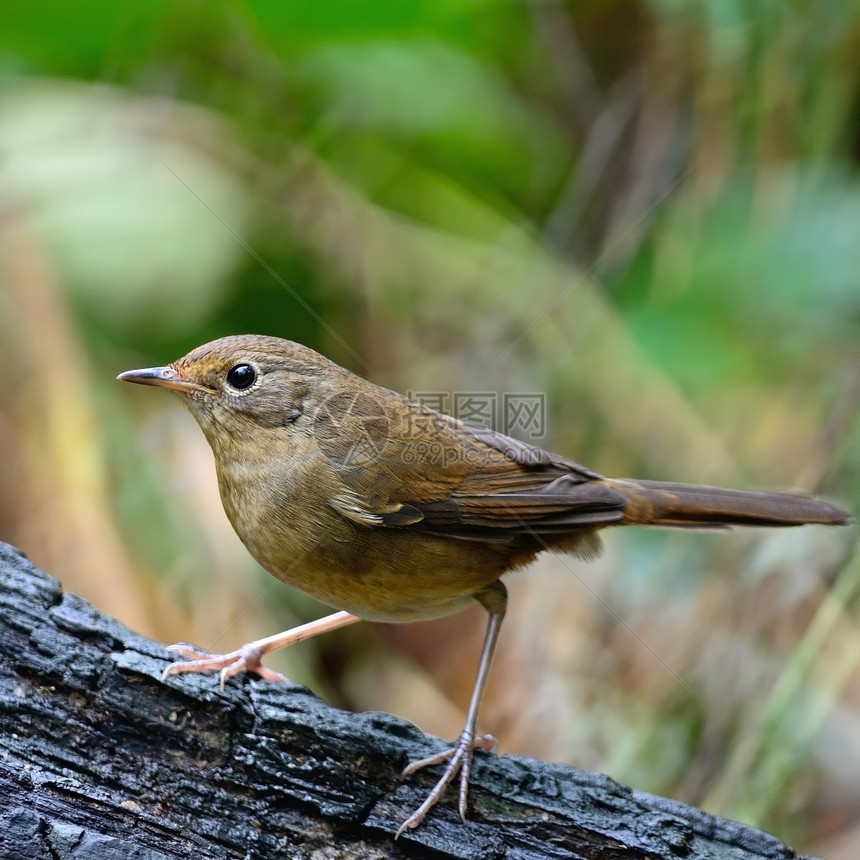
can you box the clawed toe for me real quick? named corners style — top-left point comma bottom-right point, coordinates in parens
top-left (161, 642), bottom-right (287, 688)
top-left (158, 613), bottom-right (359, 689)
top-left (395, 733), bottom-right (498, 837)
top-left (396, 599), bottom-right (505, 835)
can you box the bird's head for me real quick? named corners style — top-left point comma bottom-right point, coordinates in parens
top-left (118, 335), bottom-right (345, 446)
top-left (118, 334), bottom-right (399, 473)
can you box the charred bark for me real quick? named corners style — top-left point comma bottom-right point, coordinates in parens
top-left (0, 542), bottom-right (818, 859)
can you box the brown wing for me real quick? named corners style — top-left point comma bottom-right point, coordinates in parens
top-left (401, 423), bottom-right (627, 540)
top-left (318, 385), bottom-right (627, 542)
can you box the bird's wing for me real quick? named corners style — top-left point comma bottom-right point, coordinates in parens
top-left (404, 422), bottom-right (627, 538)
top-left (321, 394), bottom-right (627, 541)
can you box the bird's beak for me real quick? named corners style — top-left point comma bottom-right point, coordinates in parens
top-left (117, 365), bottom-right (205, 395)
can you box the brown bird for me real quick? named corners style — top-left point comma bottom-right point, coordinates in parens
top-left (118, 334), bottom-right (851, 834)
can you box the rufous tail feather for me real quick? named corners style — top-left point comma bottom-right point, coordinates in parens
top-left (612, 479), bottom-right (851, 529)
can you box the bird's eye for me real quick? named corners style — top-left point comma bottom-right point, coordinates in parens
top-left (225, 363), bottom-right (257, 391)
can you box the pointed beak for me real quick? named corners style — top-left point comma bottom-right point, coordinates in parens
top-left (117, 365), bottom-right (205, 395)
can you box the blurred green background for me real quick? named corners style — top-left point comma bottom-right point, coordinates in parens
top-left (0, 0), bottom-right (858, 853)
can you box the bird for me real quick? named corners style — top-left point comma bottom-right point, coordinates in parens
top-left (118, 333), bottom-right (851, 835)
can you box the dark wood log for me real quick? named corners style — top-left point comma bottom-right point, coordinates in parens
top-left (0, 541), bottom-right (819, 860)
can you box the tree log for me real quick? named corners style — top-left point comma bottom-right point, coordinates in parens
top-left (0, 541), bottom-right (819, 859)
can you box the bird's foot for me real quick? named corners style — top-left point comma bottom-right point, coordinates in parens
top-left (160, 612), bottom-right (359, 690)
top-left (396, 732), bottom-right (498, 837)
top-left (162, 642), bottom-right (287, 689)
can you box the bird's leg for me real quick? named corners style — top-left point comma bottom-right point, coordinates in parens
top-left (396, 581), bottom-right (507, 837)
top-left (162, 609), bottom-right (361, 689)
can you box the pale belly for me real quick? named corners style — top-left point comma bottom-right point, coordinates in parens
top-left (215, 457), bottom-right (528, 622)
top-left (248, 523), bottom-right (512, 622)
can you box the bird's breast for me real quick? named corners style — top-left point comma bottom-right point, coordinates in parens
top-left (212, 455), bottom-right (519, 622)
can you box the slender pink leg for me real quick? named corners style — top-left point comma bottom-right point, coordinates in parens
top-left (162, 610), bottom-right (361, 689)
top-left (164, 581), bottom-right (509, 835)
top-left (396, 582), bottom-right (507, 836)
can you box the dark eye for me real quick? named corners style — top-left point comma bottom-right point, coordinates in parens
top-left (226, 363), bottom-right (257, 391)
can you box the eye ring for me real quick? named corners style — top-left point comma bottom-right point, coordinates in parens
top-left (225, 363), bottom-right (258, 391)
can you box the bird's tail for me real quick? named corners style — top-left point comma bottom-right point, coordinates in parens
top-left (610, 479), bottom-right (851, 529)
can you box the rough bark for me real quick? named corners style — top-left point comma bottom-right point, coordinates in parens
top-left (0, 541), bottom-right (818, 859)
